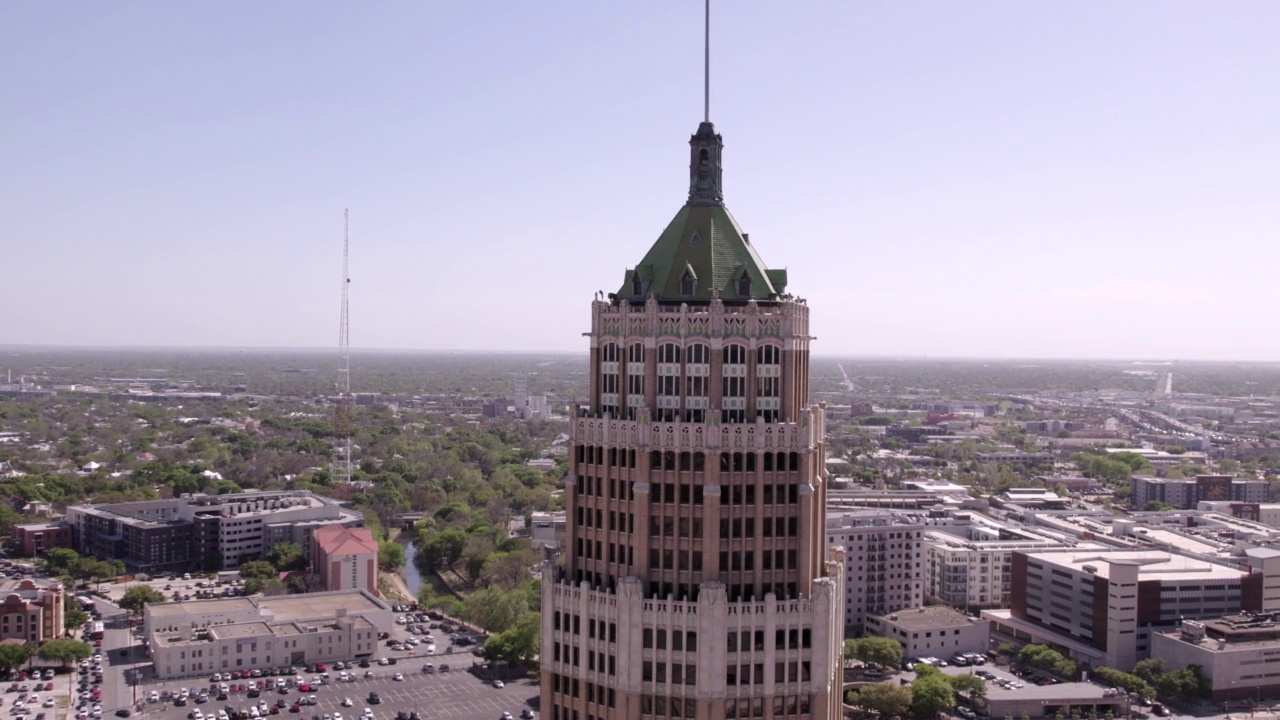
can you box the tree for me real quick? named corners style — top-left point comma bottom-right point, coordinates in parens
top-left (911, 667), bottom-right (956, 719)
top-left (265, 542), bottom-right (306, 572)
top-left (844, 639), bottom-right (860, 668)
top-left (238, 560), bottom-right (277, 580)
top-left (377, 540), bottom-right (406, 572)
top-left (36, 639), bottom-right (92, 667)
top-left (119, 585), bottom-right (167, 615)
top-left (852, 682), bottom-right (912, 718)
top-left (483, 612), bottom-right (540, 665)
top-left (44, 548), bottom-right (80, 574)
top-left (421, 529), bottom-right (467, 569)
top-left (64, 606), bottom-right (90, 632)
top-left (75, 558), bottom-right (124, 591)
top-left (853, 636), bottom-right (905, 671)
top-left (0, 644), bottom-right (29, 673)
top-left (1093, 666), bottom-right (1155, 701)
top-left (465, 585), bottom-right (528, 634)
top-left (950, 674), bottom-right (987, 700)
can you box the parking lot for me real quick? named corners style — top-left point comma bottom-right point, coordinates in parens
top-left (132, 667), bottom-right (537, 720)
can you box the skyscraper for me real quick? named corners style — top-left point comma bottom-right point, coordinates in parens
top-left (539, 101), bottom-right (845, 720)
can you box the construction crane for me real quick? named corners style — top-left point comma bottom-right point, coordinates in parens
top-left (334, 209), bottom-right (353, 484)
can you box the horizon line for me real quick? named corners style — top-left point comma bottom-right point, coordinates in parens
top-left (0, 344), bottom-right (1276, 366)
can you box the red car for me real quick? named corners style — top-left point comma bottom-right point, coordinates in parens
top-left (314, 663), bottom-right (326, 672)
top-left (289, 707), bottom-right (301, 714)
top-left (297, 684), bottom-right (312, 693)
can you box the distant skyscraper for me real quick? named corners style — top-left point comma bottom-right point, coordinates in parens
top-left (539, 81), bottom-right (845, 720)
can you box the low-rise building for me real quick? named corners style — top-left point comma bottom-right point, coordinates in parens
top-left (865, 606), bottom-right (989, 659)
top-left (0, 578), bottom-right (65, 643)
top-left (1151, 615), bottom-right (1280, 700)
top-left (12, 522), bottom-right (74, 557)
top-left (144, 589), bottom-right (393, 679)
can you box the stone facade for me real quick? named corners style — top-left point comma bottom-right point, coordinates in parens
top-left (540, 118), bottom-right (844, 720)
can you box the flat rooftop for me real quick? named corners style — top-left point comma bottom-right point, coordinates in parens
top-left (1024, 549), bottom-right (1247, 583)
top-left (257, 591), bottom-right (388, 622)
top-left (147, 596), bottom-right (257, 620)
top-left (147, 590), bottom-right (388, 625)
top-left (213, 622), bottom-right (275, 639)
top-left (878, 606), bottom-right (982, 631)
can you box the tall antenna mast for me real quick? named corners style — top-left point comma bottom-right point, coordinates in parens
top-left (704, 0), bottom-right (711, 123)
top-left (335, 209), bottom-right (353, 484)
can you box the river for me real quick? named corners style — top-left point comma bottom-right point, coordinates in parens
top-left (400, 538), bottom-right (423, 596)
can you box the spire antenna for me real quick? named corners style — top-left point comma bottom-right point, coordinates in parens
top-left (704, 0), bottom-right (711, 123)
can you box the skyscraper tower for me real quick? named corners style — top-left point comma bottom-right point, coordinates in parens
top-left (539, 15), bottom-right (844, 719)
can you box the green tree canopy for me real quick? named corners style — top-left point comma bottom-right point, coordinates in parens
top-left (911, 668), bottom-right (956, 719)
top-left (852, 682), bottom-right (912, 718)
top-left (483, 612), bottom-right (540, 665)
top-left (238, 560), bottom-right (277, 580)
top-left (265, 542), bottom-right (307, 572)
top-left (36, 638), bottom-right (92, 666)
top-left (64, 606), bottom-right (90, 632)
top-left (377, 540), bottom-right (406, 572)
top-left (119, 585), bottom-right (168, 615)
top-left (0, 644), bottom-right (29, 672)
top-left (852, 636), bottom-right (905, 670)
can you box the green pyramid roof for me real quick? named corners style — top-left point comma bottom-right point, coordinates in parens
top-left (620, 203), bottom-right (786, 302)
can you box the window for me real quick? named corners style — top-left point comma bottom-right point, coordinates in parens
top-left (737, 271), bottom-right (751, 297)
top-left (680, 267), bottom-right (696, 296)
top-left (632, 273), bottom-right (643, 297)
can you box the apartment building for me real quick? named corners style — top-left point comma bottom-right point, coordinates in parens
top-left (145, 590), bottom-right (391, 679)
top-left (826, 511), bottom-right (923, 635)
top-left (1132, 475), bottom-right (1268, 509)
top-left (923, 532), bottom-right (1089, 611)
top-left (63, 491), bottom-right (364, 572)
top-left (983, 548), bottom-right (1276, 669)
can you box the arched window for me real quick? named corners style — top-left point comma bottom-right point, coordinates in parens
top-left (737, 271), bottom-right (751, 298)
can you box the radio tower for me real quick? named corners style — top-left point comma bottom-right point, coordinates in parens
top-left (334, 210), bottom-right (353, 484)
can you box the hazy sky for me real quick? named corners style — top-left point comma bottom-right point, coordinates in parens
top-left (4, 2), bottom-right (1278, 361)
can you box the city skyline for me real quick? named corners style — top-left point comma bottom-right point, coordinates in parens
top-left (4, 2), bottom-right (1279, 361)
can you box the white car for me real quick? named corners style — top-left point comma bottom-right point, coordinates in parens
top-left (425, 646), bottom-right (435, 655)
top-left (493, 680), bottom-right (504, 689)
top-left (41, 700), bottom-right (54, 709)
top-left (342, 700), bottom-right (353, 708)
top-left (218, 712), bottom-right (229, 720)
top-left (361, 711), bottom-right (372, 719)
top-left (334, 714), bottom-right (343, 720)
top-left (376, 659), bottom-right (389, 666)
top-left (148, 692), bottom-right (160, 704)
top-left (392, 674), bottom-right (403, 682)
